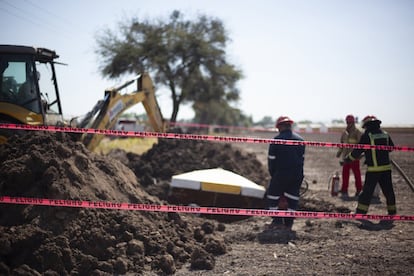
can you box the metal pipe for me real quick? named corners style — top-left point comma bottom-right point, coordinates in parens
top-left (391, 159), bottom-right (414, 192)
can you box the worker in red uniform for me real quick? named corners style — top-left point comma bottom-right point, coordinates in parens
top-left (346, 115), bottom-right (396, 225)
top-left (336, 115), bottom-right (363, 199)
top-left (266, 116), bottom-right (305, 230)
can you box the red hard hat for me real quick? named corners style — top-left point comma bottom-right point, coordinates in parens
top-left (362, 115), bottom-right (381, 128)
top-left (345, 114), bottom-right (355, 123)
top-left (276, 116), bottom-right (294, 128)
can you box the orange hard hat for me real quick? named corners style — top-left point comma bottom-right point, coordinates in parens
top-left (276, 116), bottom-right (294, 128)
top-left (345, 114), bottom-right (355, 123)
top-left (362, 115), bottom-right (381, 128)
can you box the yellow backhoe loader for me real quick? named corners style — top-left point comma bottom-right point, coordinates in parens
top-left (0, 45), bottom-right (166, 150)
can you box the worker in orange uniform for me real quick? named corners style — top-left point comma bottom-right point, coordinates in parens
top-left (345, 115), bottom-right (396, 226)
top-left (266, 116), bottom-right (305, 230)
top-left (336, 114), bottom-right (363, 199)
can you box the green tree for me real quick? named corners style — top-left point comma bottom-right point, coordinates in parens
top-left (298, 120), bottom-right (312, 125)
top-left (193, 100), bottom-right (252, 127)
top-left (331, 118), bottom-right (345, 124)
top-left (95, 10), bottom-right (243, 123)
top-left (255, 116), bottom-right (274, 127)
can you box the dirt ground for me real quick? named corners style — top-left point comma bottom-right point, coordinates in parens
top-left (0, 129), bottom-right (413, 275)
top-left (175, 131), bottom-right (414, 276)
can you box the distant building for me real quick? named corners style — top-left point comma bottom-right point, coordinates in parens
top-left (295, 123), bottom-right (329, 133)
top-left (114, 119), bottom-right (145, 132)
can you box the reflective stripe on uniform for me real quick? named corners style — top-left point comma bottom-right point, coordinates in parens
top-left (267, 194), bottom-right (280, 200)
top-left (284, 192), bottom-right (299, 201)
top-left (387, 205), bottom-right (397, 212)
top-left (370, 133), bottom-right (389, 140)
top-left (357, 202), bottom-right (369, 212)
top-left (369, 132), bottom-right (378, 168)
top-left (367, 164), bottom-right (392, 172)
top-left (368, 132), bottom-right (391, 172)
top-left (268, 155), bottom-right (275, 160)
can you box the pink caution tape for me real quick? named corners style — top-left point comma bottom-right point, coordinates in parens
top-left (0, 123), bottom-right (413, 152)
top-left (169, 121), bottom-right (340, 134)
top-left (0, 196), bottom-right (413, 221)
top-left (170, 121), bottom-right (277, 133)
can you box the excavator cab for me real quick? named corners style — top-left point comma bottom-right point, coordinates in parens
top-left (0, 45), bottom-right (64, 142)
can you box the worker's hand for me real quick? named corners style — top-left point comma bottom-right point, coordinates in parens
top-left (339, 161), bottom-right (344, 166)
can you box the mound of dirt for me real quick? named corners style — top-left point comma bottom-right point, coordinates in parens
top-left (108, 139), bottom-right (270, 211)
top-left (108, 139), bottom-right (351, 214)
top-left (135, 139), bottom-right (268, 185)
top-left (0, 132), bottom-right (230, 275)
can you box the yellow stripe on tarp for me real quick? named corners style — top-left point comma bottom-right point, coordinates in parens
top-left (201, 182), bottom-right (241, 194)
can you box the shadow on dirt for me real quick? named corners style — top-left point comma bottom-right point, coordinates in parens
top-left (257, 229), bottom-right (297, 244)
top-left (357, 220), bottom-right (396, 231)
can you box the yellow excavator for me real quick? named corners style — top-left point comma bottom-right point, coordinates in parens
top-left (0, 45), bottom-right (166, 150)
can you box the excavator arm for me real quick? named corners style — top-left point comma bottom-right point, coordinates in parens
top-left (78, 73), bottom-right (166, 151)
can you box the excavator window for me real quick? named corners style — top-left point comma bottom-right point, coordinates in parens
top-left (0, 46), bottom-right (64, 128)
top-left (0, 56), bottom-right (41, 113)
top-left (36, 61), bottom-right (59, 114)
top-left (0, 53), bottom-right (62, 117)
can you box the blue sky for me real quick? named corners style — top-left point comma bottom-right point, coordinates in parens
top-left (1, 0), bottom-right (413, 125)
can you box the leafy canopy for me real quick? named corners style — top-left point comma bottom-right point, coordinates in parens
top-left (95, 10), bottom-right (243, 124)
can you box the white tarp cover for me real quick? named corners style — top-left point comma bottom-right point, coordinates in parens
top-left (170, 168), bottom-right (265, 199)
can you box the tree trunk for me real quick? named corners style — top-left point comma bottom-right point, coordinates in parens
top-left (170, 98), bottom-right (180, 123)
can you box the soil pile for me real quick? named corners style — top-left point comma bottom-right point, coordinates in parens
top-left (109, 139), bottom-right (269, 209)
top-left (109, 139), bottom-right (349, 213)
top-left (134, 139), bottom-right (268, 186)
top-left (0, 132), bottom-right (235, 275)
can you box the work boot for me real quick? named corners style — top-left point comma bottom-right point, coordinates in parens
top-left (266, 224), bottom-right (288, 230)
top-left (265, 221), bottom-right (287, 230)
top-left (357, 219), bottom-right (374, 229)
top-left (355, 211), bottom-right (372, 229)
top-left (354, 191), bottom-right (362, 198)
top-left (265, 217), bottom-right (284, 230)
top-left (340, 192), bottom-right (349, 200)
top-left (379, 219), bottom-right (394, 226)
top-left (284, 218), bottom-right (294, 230)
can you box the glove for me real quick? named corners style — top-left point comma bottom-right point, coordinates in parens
top-left (339, 160), bottom-right (344, 166)
top-left (336, 150), bottom-right (342, 158)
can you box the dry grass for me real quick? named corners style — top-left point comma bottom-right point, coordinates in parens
top-left (94, 137), bottom-right (158, 155)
